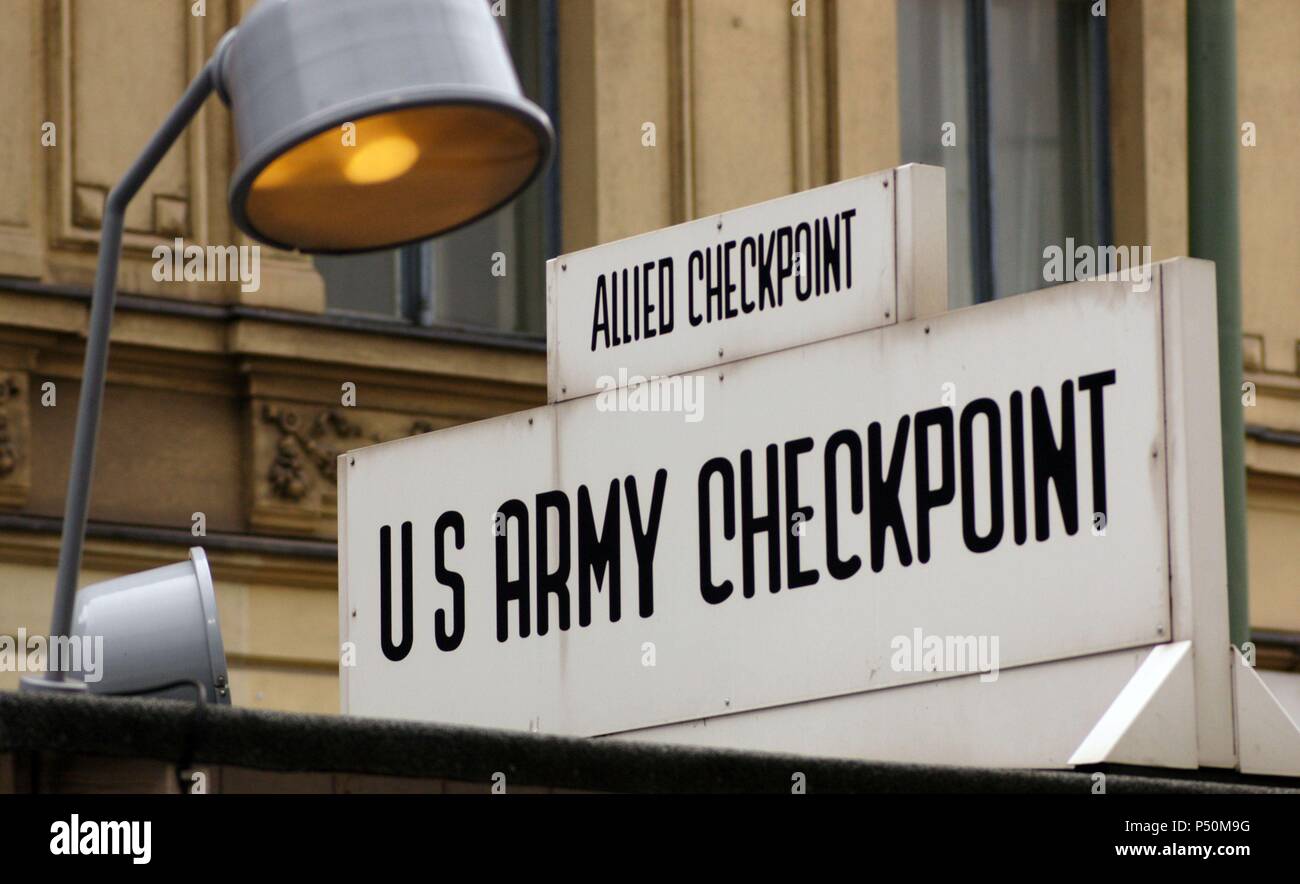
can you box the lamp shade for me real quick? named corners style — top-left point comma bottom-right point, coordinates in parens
top-left (219, 0), bottom-right (554, 254)
top-left (69, 548), bottom-right (230, 704)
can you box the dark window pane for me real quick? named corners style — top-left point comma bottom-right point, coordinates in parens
top-left (317, 0), bottom-right (558, 334)
top-left (898, 0), bottom-right (973, 306)
top-left (898, 0), bottom-right (1110, 303)
top-left (988, 0), bottom-right (1108, 297)
top-left (425, 0), bottom-right (554, 335)
top-left (314, 250), bottom-right (399, 317)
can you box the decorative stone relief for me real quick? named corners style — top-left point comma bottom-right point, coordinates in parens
top-left (0, 372), bottom-right (30, 509)
top-left (251, 401), bottom-right (444, 536)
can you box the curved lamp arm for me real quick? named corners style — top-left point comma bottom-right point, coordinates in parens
top-left (44, 51), bottom-right (226, 680)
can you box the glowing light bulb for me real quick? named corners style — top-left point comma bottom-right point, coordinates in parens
top-left (251, 152), bottom-right (297, 190)
top-left (345, 134), bottom-right (420, 185)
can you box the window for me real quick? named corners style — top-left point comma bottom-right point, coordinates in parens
top-left (313, 0), bottom-right (559, 335)
top-left (898, 0), bottom-right (1112, 305)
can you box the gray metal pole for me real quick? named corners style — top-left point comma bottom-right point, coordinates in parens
top-left (44, 57), bottom-right (220, 678)
top-left (1188, 1), bottom-right (1250, 649)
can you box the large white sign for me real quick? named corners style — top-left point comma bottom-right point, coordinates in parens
top-left (546, 169), bottom-right (902, 403)
top-left (340, 280), bottom-right (1176, 736)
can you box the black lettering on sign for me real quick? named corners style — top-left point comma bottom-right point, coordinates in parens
top-left (1010, 390), bottom-right (1028, 545)
top-left (705, 244), bottom-right (724, 322)
top-left (914, 407), bottom-right (956, 564)
top-left (741, 444), bottom-right (782, 596)
top-left (824, 429), bottom-right (864, 580)
top-left (587, 209), bottom-right (857, 351)
top-left (489, 474), bottom-right (666, 643)
top-left (739, 237), bottom-right (757, 313)
top-left (1032, 381), bottom-right (1079, 541)
top-left (822, 213), bottom-right (843, 292)
top-left (620, 267), bottom-right (631, 345)
top-left (698, 457), bottom-right (736, 605)
top-left (658, 258), bottom-right (675, 335)
top-left (758, 233), bottom-right (778, 309)
top-left (535, 490), bottom-right (571, 636)
top-left (627, 469), bottom-right (669, 619)
top-left (784, 436), bottom-right (819, 588)
top-left (868, 416), bottom-right (914, 572)
top-left (840, 208), bottom-right (856, 288)
top-left (590, 259), bottom-right (677, 350)
top-left (577, 479), bottom-right (621, 627)
top-left (590, 276), bottom-right (610, 352)
top-left (795, 222), bottom-right (813, 301)
top-left (723, 240), bottom-right (739, 318)
top-left (688, 250), bottom-right (704, 327)
top-left (775, 225), bottom-right (793, 305)
top-left (433, 511), bottom-right (466, 652)
top-left (379, 522), bottom-right (414, 662)
top-left (495, 499), bottom-right (530, 642)
top-left (1077, 369), bottom-right (1117, 523)
top-left (374, 366), bottom-right (1121, 648)
top-left (959, 398), bottom-right (1004, 554)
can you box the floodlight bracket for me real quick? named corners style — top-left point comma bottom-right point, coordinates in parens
top-left (40, 53), bottom-right (225, 682)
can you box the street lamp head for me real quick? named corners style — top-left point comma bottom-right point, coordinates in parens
top-left (36, 0), bottom-right (557, 703)
top-left (219, 0), bottom-right (554, 254)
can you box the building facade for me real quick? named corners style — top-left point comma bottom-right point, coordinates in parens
top-left (0, 0), bottom-right (1296, 712)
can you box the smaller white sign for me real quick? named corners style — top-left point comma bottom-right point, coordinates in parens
top-left (546, 168), bottom-right (909, 403)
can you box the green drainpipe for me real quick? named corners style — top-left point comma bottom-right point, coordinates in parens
top-left (1188, 0), bottom-right (1250, 648)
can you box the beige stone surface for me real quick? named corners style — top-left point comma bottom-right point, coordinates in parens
top-left (1246, 485), bottom-right (1300, 634)
top-left (0, 1), bottom-right (42, 280)
top-left (0, 0), bottom-right (1295, 723)
top-left (226, 662), bottom-right (339, 715)
top-left (1107, 0), bottom-right (1188, 262)
top-left (1237, 0), bottom-right (1300, 636)
top-left (560, 0), bottom-right (899, 249)
top-left (1238, 0), bottom-right (1300, 378)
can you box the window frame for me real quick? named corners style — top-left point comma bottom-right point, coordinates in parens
top-left (395, 0), bottom-right (561, 332)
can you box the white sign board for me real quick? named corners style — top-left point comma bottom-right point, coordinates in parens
top-left (341, 280), bottom-right (1176, 736)
top-left (546, 169), bottom-right (903, 403)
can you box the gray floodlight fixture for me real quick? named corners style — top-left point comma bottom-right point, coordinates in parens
top-left (67, 549), bottom-right (230, 703)
top-left (27, 0), bottom-right (553, 698)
